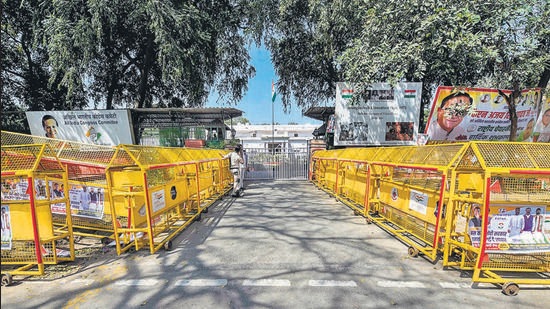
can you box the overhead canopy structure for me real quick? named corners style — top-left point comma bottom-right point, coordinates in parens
top-left (130, 107), bottom-right (242, 144)
top-left (131, 107), bottom-right (242, 128)
top-left (303, 106), bottom-right (334, 122)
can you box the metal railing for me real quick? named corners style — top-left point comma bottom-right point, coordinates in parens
top-left (243, 148), bottom-right (309, 180)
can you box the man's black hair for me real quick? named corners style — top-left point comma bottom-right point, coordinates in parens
top-left (440, 92), bottom-right (474, 108)
top-left (235, 146), bottom-right (241, 152)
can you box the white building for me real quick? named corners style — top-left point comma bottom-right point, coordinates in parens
top-left (233, 124), bottom-right (319, 152)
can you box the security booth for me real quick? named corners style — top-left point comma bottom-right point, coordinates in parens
top-left (442, 142), bottom-right (550, 295)
top-left (1, 144), bottom-right (74, 285)
top-left (105, 144), bottom-right (232, 255)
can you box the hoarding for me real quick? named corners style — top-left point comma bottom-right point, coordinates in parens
top-left (334, 82), bottom-right (422, 146)
top-left (26, 110), bottom-right (134, 146)
top-left (425, 87), bottom-right (543, 142)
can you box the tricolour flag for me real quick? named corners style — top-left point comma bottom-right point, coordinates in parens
top-left (341, 88), bottom-right (353, 99)
top-left (271, 81), bottom-right (277, 102)
top-left (404, 89), bottom-right (416, 98)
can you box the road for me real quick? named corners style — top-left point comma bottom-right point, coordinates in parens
top-left (1, 181), bottom-right (548, 308)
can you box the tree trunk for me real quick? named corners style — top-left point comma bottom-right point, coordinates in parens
top-left (137, 32), bottom-right (155, 108)
top-left (538, 67), bottom-right (550, 89)
top-left (499, 87), bottom-right (520, 141)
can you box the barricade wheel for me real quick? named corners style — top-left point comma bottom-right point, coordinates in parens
top-left (366, 217), bottom-right (373, 224)
top-left (1, 273), bottom-right (13, 286)
top-left (164, 240), bottom-right (173, 251)
top-left (408, 246), bottom-right (419, 257)
top-left (502, 282), bottom-right (519, 296)
top-left (203, 207), bottom-right (209, 214)
top-left (194, 213), bottom-right (202, 222)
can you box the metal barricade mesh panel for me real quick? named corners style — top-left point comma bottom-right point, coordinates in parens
top-left (384, 206), bottom-right (435, 245)
top-left (490, 175), bottom-right (550, 203)
top-left (1, 131), bottom-right (116, 166)
top-left (483, 253), bottom-right (550, 271)
top-left (456, 147), bottom-right (483, 169)
top-left (0, 241), bottom-right (39, 263)
top-left (393, 167), bottom-right (443, 190)
top-left (475, 142), bottom-right (550, 169)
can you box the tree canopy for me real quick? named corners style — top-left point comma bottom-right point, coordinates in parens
top-left (2, 0), bottom-right (549, 134)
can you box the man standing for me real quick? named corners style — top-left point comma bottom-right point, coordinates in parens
top-left (522, 207), bottom-right (534, 232)
top-left (35, 179), bottom-right (47, 198)
top-left (79, 185), bottom-right (91, 212)
top-left (507, 207), bottom-right (524, 243)
top-left (223, 146), bottom-right (244, 197)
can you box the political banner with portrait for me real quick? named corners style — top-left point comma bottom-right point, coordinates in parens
top-left (468, 205), bottom-right (550, 254)
top-left (532, 96), bottom-right (550, 142)
top-left (334, 82), bottom-right (422, 146)
top-left (26, 110), bottom-right (134, 146)
top-left (425, 86), bottom-right (542, 142)
top-left (51, 184), bottom-right (105, 220)
top-left (1, 205), bottom-right (12, 250)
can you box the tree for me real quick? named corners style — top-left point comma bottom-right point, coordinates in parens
top-left (2, 0), bottom-right (257, 115)
top-left (339, 0), bottom-right (549, 136)
top-left (225, 116), bottom-right (251, 125)
top-left (1, 0), bottom-right (82, 132)
top-left (263, 0), bottom-right (363, 111)
top-left (41, 0), bottom-right (256, 109)
top-left (260, 0), bottom-right (548, 137)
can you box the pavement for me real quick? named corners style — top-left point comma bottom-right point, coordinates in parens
top-left (1, 180), bottom-right (549, 309)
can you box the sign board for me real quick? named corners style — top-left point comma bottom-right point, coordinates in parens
top-left (425, 87), bottom-right (542, 142)
top-left (334, 82), bottom-right (422, 146)
top-left (26, 110), bottom-right (134, 146)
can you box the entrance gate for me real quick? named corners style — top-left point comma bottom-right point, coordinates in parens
top-left (243, 148), bottom-right (309, 180)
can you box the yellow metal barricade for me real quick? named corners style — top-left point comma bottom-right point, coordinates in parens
top-left (443, 142), bottom-right (550, 295)
top-left (1, 131), bottom-right (118, 240)
top-left (312, 142), bottom-right (550, 294)
top-left (106, 145), bottom-right (232, 255)
top-left (1, 144), bottom-right (74, 285)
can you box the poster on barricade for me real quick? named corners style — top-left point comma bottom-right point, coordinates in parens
top-left (1, 205), bottom-right (12, 250)
top-left (26, 110), bottom-right (134, 146)
top-left (468, 205), bottom-right (550, 253)
top-left (1, 177), bottom-right (30, 201)
top-left (51, 184), bottom-right (105, 220)
top-left (425, 87), bottom-right (542, 142)
top-left (334, 82), bottom-right (422, 146)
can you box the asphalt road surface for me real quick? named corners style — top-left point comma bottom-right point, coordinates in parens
top-left (1, 181), bottom-right (548, 308)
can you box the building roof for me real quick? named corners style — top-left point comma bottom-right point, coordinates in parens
top-left (131, 107), bottom-right (242, 128)
top-left (303, 106), bottom-right (334, 121)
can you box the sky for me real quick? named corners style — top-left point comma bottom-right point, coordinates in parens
top-left (206, 46), bottom-right (322, 125)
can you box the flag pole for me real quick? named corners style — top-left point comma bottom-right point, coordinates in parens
top-left (271, 80), bottom-right (275, 156)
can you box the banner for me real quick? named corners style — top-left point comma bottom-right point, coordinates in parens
top-left (476, 205), bottom-right (550, 253)
top-left (425, 87), bottom-right (542, 142)
top-left (334, 82), bottom-right (422, 146)
top-left (26, 110), bottom-right (134, 146)
top-left (532, 96), bottom-right (550, 142)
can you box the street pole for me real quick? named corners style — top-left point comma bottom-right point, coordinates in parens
top-left (272, 94), bottom-right (275, 179)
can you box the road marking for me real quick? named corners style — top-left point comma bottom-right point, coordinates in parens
top-left (377, 280), bottom-right (426, 288)
top-left (242, 279), bottom-right (291, 286)
top-left (115, 279), bottom-right (158, 286)
top-left (439, 282), bottom-right (471, 289)
top-left (309, 280), bottom-right (357, 287)
top-left (175, 279), bottom-right (228, 287)
top-left (72, 279), bottom-right (95, 285)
